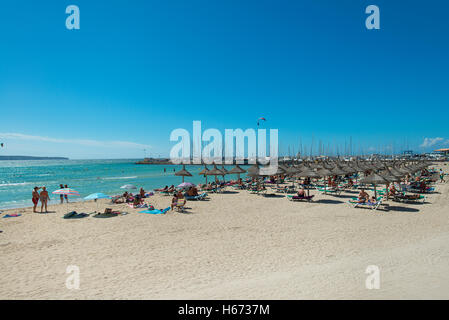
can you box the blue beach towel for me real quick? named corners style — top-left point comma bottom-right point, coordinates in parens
top-left (139, 207), bottom-right (170, 215)
top-left (3, 214), bottom-right (22, 218)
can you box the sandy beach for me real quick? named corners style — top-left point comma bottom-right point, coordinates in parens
top-left (1, 165), bottom-right (448, 300)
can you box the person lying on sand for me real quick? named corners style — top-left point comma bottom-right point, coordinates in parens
top-left (155, 186), bottom-right (168, 192)
top-left (167, 185), bottom-right (175, 193)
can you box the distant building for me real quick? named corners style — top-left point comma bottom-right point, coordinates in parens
top-left (434, 148), bottom-right (449, 155)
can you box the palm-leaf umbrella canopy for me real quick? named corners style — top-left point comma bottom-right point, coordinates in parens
top-left (198, 166), bottom-right (209, 175)
top-left (316, 168), bottom-right (333, 177)
top-left (228, 165), bottom-right (246, 174)
top-left (247, 163), bottom-right (264, 178)
top-left (206, 165), bottom-right (224, 175)
top-left (295, 167), bottom-right (320, 179)
top-left (198, 165), bottom-right (209, 184)
top-left (360, 172), bottom-right (390, 198)
top-left (175, 165), bottom-right (192, 182)
top-left (330, 166), bottom-right (347, 176)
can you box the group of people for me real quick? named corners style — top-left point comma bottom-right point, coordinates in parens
top-left (113, 188), bottom-right (148, 204)
top-left (31, 184), bottom-right (70, 213)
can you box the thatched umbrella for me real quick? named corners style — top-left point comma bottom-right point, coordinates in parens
top-left (220, 165), bottom-right (229, 182)
top-left (199, 165), bottom-right (209, 184)
top-left (228, 164), bottom-right (246, 180)
top-left (316, 167), bottom-right (333, 194)
top-left (174, 165), bottom-right (192, 183)
top-left (206, 164), bottom-right (225, 183)
top-left (359, 172), bottom-right (389, 198)
top-left (295, 167), bottom-right (320, 197)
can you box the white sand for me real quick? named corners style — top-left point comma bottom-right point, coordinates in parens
top-left (1, 165), bottom-right (449, 299)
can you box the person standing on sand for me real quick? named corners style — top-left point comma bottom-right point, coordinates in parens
top-left (64, 184), bottom-right (69, 203)
top-left (39, 187), bottom-right (50, 213)
top-left (59, 184), bottom-right (64, 203)
top-left (440, 169), bottom-right (445, 183)
top-left (32, 187), bottom-right (40, 213)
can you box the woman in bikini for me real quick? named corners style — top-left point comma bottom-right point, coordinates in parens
top-left (32, 187), bottom-right (40, 213)
top-left (39, 187), bottom-right (50, 213)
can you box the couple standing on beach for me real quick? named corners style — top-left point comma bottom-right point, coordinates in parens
top-left (59, 184), bottom-right (69, 204)
top-left (32, 187), bottom-right (50, 213)
top-left (31, 184), bottom-right (69, 213)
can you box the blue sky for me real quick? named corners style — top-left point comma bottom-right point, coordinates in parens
top-left (0, 0), bottom-right (448, 159)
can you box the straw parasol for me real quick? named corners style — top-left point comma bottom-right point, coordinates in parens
top-left (198, 165), bottom-right (209, 184)
top-left (206, 164), bottom-right (225, 183)
top-left (174, 165), bottom-right (192, 183)
top-left (359, 172), bottom-right (389, 198)
top-left (228, 165), bottom-right (246, 180)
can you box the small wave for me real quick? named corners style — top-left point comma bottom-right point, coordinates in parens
top-left (102, 176), bottom-right (138, 180)
top-left (0, 182), bottom-right (32, 187)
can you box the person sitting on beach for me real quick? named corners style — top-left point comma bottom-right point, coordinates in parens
top-left (357, 189), bottom-right (369, 203)
top-left (368, 196), bottom-right (377, 205)
top-left (388, 184), bottom-right (397, 197)
top-left (171, 193), bottom-right (179, 210)
top-left (39, 187), bottom-right (50, 213)
top-left (32, 187), bottom-right (40, 213)
top-left (419, 181), bottom-right (426, 193)
top-left (155, 186), bottom-right (168, 192)
top-left (186, 187), bottom-right (195, 197)
top-left (177, 191), bottom-right (185, 199)
top-left (140, 188), bottom-right (146, 198)
top-left (297, 188), bottom-right (306, 198)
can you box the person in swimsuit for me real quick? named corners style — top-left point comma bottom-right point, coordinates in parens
top-left (59, 184), bottom-right (64, 203)
top-left (357, 189), bottom-right (369, 203)
top-left (39, 187), bottom-right (50, 213)
top-left (64, 184), bottom-right (69, 203)
top-left (32, 187), bottom-right (40, 213)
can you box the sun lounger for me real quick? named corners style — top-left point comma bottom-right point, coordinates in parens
top-left (287, 194), bottom-right (314, 202)
top-left (317, 187), bottom-right (342, 196)
top-left (393, 194), bottom-right (426, 203)
top-left (348, 197), bottom-right (383, 210)
top-left (185, 192), bottom-right (208, 200)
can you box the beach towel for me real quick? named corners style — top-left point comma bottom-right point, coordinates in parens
top-left (139, 207), bottom-right (170, 215)
top-left (63, 211), bottom-right (89, 219)
top-left (3, 214), bottom-right (22, 218)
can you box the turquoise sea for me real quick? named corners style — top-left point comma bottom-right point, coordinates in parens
top-left (0, 159), bottom-right (245, 210)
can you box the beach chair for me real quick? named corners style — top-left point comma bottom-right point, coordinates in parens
top-left (287, 194), bottom-right (314, 202)
top-left (317, 186), bottom-right (341, 196)
top-left (348, 197), bottom-right (383, 210)
top-left (393, 194), bottom-right (426, 204)
top-left (185, 192), bottom-right (207, 200)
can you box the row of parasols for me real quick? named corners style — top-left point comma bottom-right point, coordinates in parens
top-left (174, 160), bottom-right (432, 197)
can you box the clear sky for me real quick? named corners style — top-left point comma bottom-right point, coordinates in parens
top-left (1, 0), bottom-right (448, 159)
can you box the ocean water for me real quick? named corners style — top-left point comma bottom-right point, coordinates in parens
top-left (0, 159), bottom-right (245, 210)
